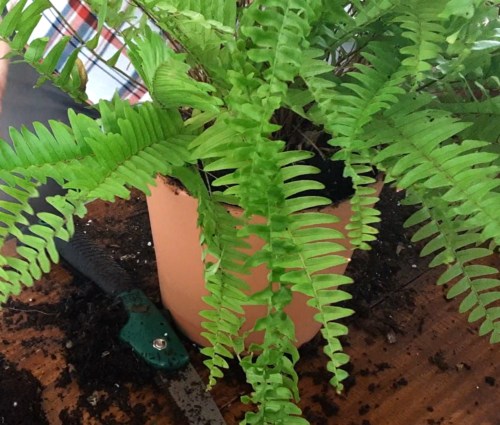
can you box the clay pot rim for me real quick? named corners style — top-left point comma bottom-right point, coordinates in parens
top-left (157, 173), bottom-right (384, 214)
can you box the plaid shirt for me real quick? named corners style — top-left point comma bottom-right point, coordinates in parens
top-left (6, 0), bottom-right (157, 104)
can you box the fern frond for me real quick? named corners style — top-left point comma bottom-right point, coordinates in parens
top-left (194, 120), bottom-right (354, 401)
top-left (188, 3), bottom-right (358, 418)
top-left (65, 101), bottom-right (192, 200)
top-left (129, 28), bottom-right (223, 112)
top-left (135, 0), bottom-right (236, 83)
top-left (330, 41), bottom-right (407, 249)
top-left (0, 99), bottom-right (191, 308)
top-left (393, 0), bottom-right (446, 85)
top-left (241, 0), bottom-right (319, 96)
top-left (0, 193), bottom-right (86, 304)
top-left (0, 100), bottom-right (190, 201)
top-left (372, 102), bottom-right (500, 246)
top-left (404, 191), bottom-right (500, 344)
top-left (170, 166), bottom-right (250, 389)
top-left (300, 42), bottom-right (406, 249)
top-left (353, 0), bottom-right (401, 27)
top-left (366, 90), bottom-right (500, 350)
top-left (0, 178), bottom-right (39, 248)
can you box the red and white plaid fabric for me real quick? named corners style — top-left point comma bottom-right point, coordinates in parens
top-left (6, 0), bottom-right (159, 104)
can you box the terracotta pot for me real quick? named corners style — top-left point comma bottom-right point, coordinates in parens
top-left (146, 177), bottom-right (383, 347)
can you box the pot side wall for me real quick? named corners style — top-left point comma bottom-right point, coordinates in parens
top-left (146, 177), bottom-right (383, 347)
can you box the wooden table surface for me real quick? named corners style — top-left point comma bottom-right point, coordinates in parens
top-left (1, 194), bottom-right (499, 425)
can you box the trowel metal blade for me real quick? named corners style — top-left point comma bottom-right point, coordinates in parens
top-left (157, 363), bottom-right (226, 425)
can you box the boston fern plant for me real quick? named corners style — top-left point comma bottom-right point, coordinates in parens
top-left (2, 0), bottom-right (500, 422)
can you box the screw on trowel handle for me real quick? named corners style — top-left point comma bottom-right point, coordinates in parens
top-left (50, 226), bottom-right (190, 371)
top-left (118, 290), bottom-right (189, 371)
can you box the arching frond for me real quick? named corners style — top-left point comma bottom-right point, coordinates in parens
top-left (370, 94), bottom-right (500, 352)
top-left (393, 0), bottom-right (447, 85)
top-left (0, 100), bottom-right (190, 304)
top-left (171, 166), bottom-right (251, 389)
top-left (404, 191), bottom-right (500, 345)
top-left (129, 28), bottom-right (223, 112)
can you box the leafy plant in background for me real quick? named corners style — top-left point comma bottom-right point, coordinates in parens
top-left (1, 0), bottom-right (500, 423)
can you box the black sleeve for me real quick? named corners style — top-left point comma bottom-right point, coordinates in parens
top-left (0, 59), bottom-right (99, 229)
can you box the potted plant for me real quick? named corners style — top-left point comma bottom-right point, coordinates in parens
top-left (1, 0), bottom-right (500, 422)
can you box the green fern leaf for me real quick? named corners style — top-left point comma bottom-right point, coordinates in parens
top-left (394, 0), bottom-right (446, 84)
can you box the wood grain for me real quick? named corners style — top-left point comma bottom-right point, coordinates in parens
top-left (1, 194), bottom-right (499, 425)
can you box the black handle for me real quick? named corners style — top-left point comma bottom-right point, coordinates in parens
top-left (55, 230), bottom-right (134, 297)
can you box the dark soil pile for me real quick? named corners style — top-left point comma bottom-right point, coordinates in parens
top-left (0, 353), bottom-right (49, 425)
top-left (291, 156), bottom-right (357, 203)
top-left (343, 186), bottom-right (421, 318)
top-left (0, 195), bottom-right (185, 424)
top-left (3, 281), bottom-right (164, 424)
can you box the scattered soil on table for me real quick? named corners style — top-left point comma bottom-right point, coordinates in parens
top-left (428, 350), bottom-right (451, 372)
top-left (0, 353), bottom-right (49, 425)
top-left (484, 376), bottom-right (496, 386)
top-left (1, 192), bottom-right (189, 424)
top-left (2, 277), bottom-right (188, 424)
top-left (83, 184), bottom-right (419, 424)
top-left (1, 178), bottom-right (422, 423)
top-left (296, 185), bottom-right (423, 422)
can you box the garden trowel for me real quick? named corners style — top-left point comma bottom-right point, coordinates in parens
top-left (52, 229), bottom-right (226, 425)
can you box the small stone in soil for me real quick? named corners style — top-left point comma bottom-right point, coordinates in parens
top-left (386, 330), bottom-right (397, 344)
top-left (485, 376), bottom-right (496, 386)
top-left (455, 362), bottom-right (472, 371)
top-left (87, 391), bottom-right (99, 406)
top-left (362, 421), bottom-right (372, 425)
top-left (427, 406), bottom-right (434, 412)
top-left (368, 383), bottom-right (376, 392)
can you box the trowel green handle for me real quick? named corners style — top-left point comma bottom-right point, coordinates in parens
top-left (50, 227), bottom-right (190, 371)
top-left (118, 289), bottom-right (190, 371)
